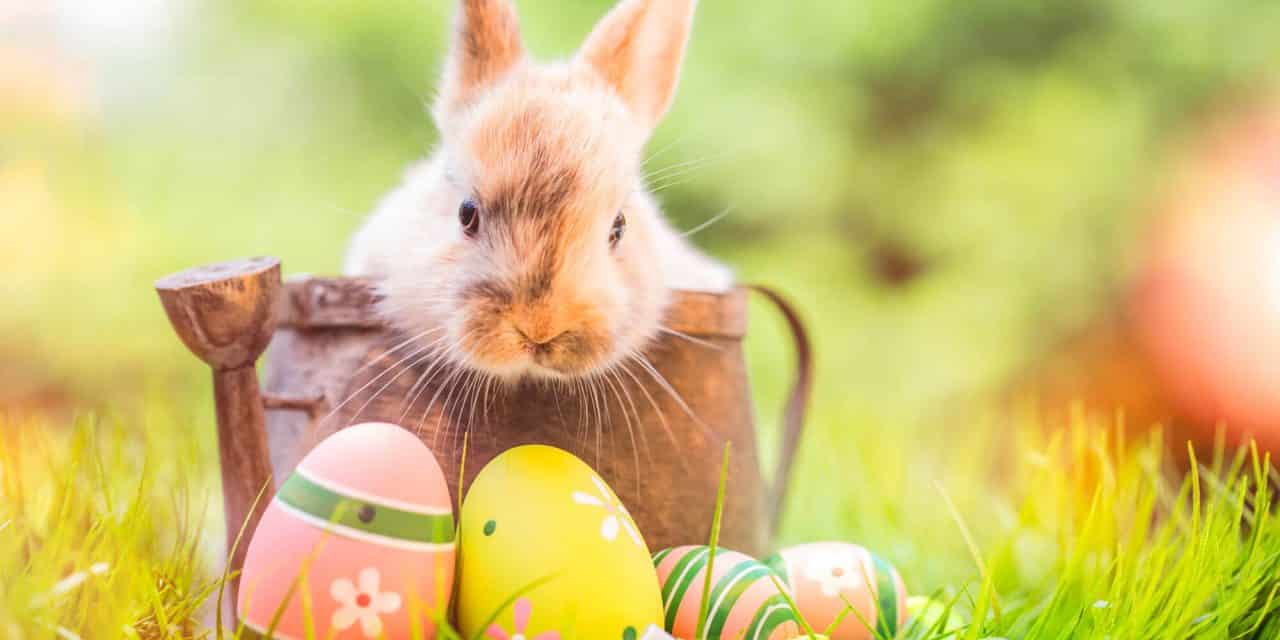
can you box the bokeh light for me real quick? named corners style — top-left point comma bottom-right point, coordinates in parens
top-left (1134, 101), bottom-right (1280, 447)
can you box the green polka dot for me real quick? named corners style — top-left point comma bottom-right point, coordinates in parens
top-left (622, 627), bottom-right (636, 640)
top-left (483, 520), bottom-right (497, 536)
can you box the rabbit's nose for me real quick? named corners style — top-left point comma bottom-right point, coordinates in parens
top-left (513, 320), bottom-right (568, 346)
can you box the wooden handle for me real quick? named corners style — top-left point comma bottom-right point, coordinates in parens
top-left (748, 285), bottom-right (813, 539)
top-left (263, 390), bottom-right (329, 418)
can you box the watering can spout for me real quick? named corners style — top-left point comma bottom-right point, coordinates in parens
top-left (155, 256), bottom-right (282, 604)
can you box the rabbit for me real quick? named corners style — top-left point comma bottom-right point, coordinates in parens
top-left (345, 0), bottom-right (733, 382)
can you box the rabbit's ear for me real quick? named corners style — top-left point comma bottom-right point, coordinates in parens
top-left (435, 0), bottom-right (525, 126)
top-left (577, 0), bottom-right (696, 134)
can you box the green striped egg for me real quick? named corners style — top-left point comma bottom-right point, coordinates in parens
top-left (764, 542), bottom-right (907, 640)
top-left (652, 545), bottom-right (801, 640)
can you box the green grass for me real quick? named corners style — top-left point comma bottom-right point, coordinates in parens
top-left (0, 409), bottom-right (217, 638)
top-left (3, 404), bottom-right (1279, 639)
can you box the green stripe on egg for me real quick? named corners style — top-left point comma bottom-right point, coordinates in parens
top-left (275, 470), bottom-right (455, 547)
top-left (662, 547), bottom-right (710, 630)
top-left (871, 552), bottom-right (901, 638)
top-left (703, 560), bottom-right (771, 639)
top-left (652, 547), bottom-right (674, 567)
top-left (761, 551), bottom-right (790, 586)
top-left (743, 593), bottom-right (800, 640)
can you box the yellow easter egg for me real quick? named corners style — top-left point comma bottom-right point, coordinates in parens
top-left (457, 445), bottom-right (663, 640)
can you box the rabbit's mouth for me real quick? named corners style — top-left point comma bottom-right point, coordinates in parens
top-left (457, 326), bottom-right (614, 383)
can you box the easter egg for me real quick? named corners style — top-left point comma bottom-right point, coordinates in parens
top-left (1132, 99), bottom-right (1280, 449)
top-left (456, 445), bottom-right (663, 639)
top-left (653, 545), bottom-right (802, 640)
top-left (237, 422), bottom-right (456, 639)
top-left (764, 543), bottom-right (907, 640)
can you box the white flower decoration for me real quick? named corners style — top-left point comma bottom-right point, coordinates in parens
top-left (330, 567), bottom-right (402, 638)
top-left (572, 475), bottom-right (641, 545)
top-left (639, 624), bottom-right (677, 639)
top-left (802, 548), bottom-right (865, 598)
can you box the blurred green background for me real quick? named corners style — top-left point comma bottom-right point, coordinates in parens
top-left (4, 0), bottom-right (1280, 598)
top-left (12, 0), bottom-right (1280, 412)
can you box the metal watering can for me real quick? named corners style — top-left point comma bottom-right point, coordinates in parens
top-left (156, 256), bottom-right (811, 591)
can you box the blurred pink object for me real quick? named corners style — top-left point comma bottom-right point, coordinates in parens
top-left (1133, 99), bottom-right (1280, 449)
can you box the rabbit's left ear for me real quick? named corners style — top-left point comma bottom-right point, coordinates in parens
top-left (435, 0), bottom-right (526, 127)
top-left (577, 0), bottom-right (697, 134)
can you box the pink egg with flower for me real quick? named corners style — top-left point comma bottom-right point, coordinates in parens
top-left (237, 422), bottom-right (456, 639)
top-left (764, 542), bottom-right (907, 640)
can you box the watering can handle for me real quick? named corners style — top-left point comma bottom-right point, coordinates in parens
top-left (747, 285), bottom-right (813, 538)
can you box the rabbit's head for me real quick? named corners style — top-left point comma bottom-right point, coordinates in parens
top-left (377, 0), bottom-right (700, 381)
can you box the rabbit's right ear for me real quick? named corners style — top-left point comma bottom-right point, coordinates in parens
top-left (434, 0), bottom-right (525, 127)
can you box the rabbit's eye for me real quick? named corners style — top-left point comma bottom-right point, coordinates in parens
top-left (609, 211), bottom-right (626, 249)
top-left (459, 199), bottom-right (480, 237)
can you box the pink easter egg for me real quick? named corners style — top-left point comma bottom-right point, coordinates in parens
top-left (653, 545), bottom-right (801, 640)
top-left (764, 543), bottom-right (907, 640)
top-left (238, 422), bottom-right (456, 639)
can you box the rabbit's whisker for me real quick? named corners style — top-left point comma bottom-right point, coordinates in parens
top-left (424, 344), bottom-right (471, 451)
top-left (642, 132), bottom-right (690, 168)
top-left (321, 338), bottom-right (437, 424)
top-left (602, 369), bottom-right (643, 494)
top-left (616, 358), bottom-right (692, 474)
top-left (353, 327), bottom-right (445, 376)
top-left (659, 326), bottom-right (722, 351)
top-left (347, 346), bottom-right (440, 425)
top-left (681, 205), bottom-right (735, 238)
top-left (399, 344), bottom-right (456, 428)
top-left (629, 352), bottom-right (713, 438)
